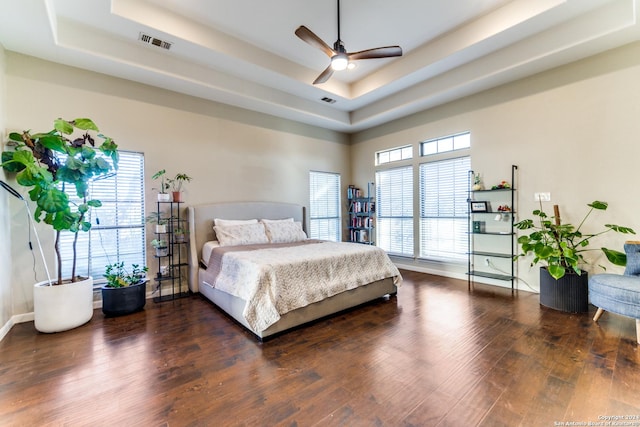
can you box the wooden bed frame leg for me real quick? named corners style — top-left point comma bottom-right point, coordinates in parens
top-left (593, 307), bottom-right (604, 322)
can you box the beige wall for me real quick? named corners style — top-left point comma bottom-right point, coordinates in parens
top-left (0, 43), bottom-right (11, 331)
top-left (351, 41), bottom-right (640, 291)
top-left (3, 52), bottom-right (350, 318)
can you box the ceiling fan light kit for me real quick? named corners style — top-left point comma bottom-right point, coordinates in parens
top-left (295, 0), bottom-right (402, 84)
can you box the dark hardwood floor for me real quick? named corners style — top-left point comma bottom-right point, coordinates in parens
top-left (1, 270), bottom-right (640, 426)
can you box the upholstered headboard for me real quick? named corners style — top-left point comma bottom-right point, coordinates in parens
top-left (187, 201), bottom-right (306, 292)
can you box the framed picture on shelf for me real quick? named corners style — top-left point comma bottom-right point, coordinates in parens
top-left (470, 201), bottom-right (489, 212)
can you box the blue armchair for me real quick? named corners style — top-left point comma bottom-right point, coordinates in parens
top-left (589, 241), bottom-right (640, 344)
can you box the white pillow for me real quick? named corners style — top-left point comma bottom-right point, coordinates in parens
top-left (260, 218), bottom-right (294, 223)
top-left (213, 223), bottom-right (269, 247)
top-left (264, 221), bottom-right (307, 243)
top-left (213, 218), bottom-right (258, 227)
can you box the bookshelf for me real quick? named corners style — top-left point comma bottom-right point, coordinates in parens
top-left (347, 182), bottom-right (375, 245)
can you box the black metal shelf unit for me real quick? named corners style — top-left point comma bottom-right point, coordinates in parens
top-left (153, 200), bottom-right (189, 302)
top-left (467, 165), bottom-right (518, 291)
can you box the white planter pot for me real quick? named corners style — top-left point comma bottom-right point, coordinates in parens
top-left (155, 224), bottom-right (167, 233)
top-left (156, 247), bottom-right (169, 257)
top-left (157, 193), bottom-right (172, 202)
top-left (33, 277), bottom-right (94, 333)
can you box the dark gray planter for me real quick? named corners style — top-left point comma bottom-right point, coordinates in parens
top-left (539, 267), bottom-right (589, 313)
top-left (101, 279), bottom-right (148, 317)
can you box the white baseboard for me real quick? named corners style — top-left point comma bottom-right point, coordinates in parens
top-left (0, 312), bottom-right (34, 342)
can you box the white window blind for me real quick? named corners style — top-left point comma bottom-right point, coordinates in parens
top-left (376, 166), bottom-right (413, 256)
top-left (309, 171), bottom-right (341, 242)
top-left (59, 151), bottom-right (146, 285)
top-left (419, 156), bottom-right (470, 261)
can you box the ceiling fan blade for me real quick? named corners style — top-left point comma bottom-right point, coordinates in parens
top-left (295, 26), bottom-right (335, 58)
top-left (313, 65), bottom-right (334, 85)
top-left (348, 46), bottom-right (403, 61)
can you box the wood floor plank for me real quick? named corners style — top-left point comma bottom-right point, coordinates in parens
top-left (2, 270), bottom-right (640, 426)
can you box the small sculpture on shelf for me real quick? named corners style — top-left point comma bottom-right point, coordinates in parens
top-left (472, 173), bottom-right (484, 191)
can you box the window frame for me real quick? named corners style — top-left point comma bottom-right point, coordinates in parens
top-left (308, 170), bottom-right (342, 242)
top-left (58, 150), bottom-right (147, 287)
top-left (375, 165), bottom-right (414, 257)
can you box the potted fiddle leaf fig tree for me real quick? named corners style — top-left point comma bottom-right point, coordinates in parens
top-left (515, 200), bottom-right (635, 313)
top-left (1, 118), bottom-right (118, 332)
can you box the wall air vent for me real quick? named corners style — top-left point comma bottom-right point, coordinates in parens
top-left (139, 32), bottom-right (172, 50)
top-left (321, 97), bottom-right (336, 104)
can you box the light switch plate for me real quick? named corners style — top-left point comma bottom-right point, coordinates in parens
top-left (534, 192), bottom-right (551, 202)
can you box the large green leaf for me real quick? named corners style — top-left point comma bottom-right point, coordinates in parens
top-left (72, 118), bottom-right (99, 131)
top-left (36, 188), bottom-right (69, 213)
top-left (602, 247), bottom-right (627, 266)
top-left (548, 265), bottom-right (566, 280)
top-left (588, 201), bottom-right (608, 210)
top-left (54, 119), bottom-right (74, 134)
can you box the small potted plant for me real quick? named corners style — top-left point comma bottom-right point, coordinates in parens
top-left (102, 262), bottom-right (149, 316)
top-left (170, 173), bottom-right (192, 203)
top-left (151, 238), bottom-right (169, 257)
top-left (174, 227), bottom-right (188, 243)
top-left (515, 200), bottom-right (635, 312)
top-left (145, 212), bottom-right (168, 233)
top-left (152, 169), bottom-right (171, 202)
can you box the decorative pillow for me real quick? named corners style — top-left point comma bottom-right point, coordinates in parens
top-left (264, 221), bottom-right (307, 243)
top-left (260, 218), bottom-right (294, 223)
top-left (213, 218), bottom-right (258, 227)
top-left (624, 241), bottom-right (640, 276)
top-left (213, 223), bottom-right (269, 247)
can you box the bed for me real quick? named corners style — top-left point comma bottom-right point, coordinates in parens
top-left (187, 201), bottom-right (401, 339)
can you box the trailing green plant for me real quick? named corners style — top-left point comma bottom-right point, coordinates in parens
top-left (103, 262), bottom-right (148, 288)
top-left (144, 212), bottom-right (168, 226)
top-left (514, 200), bottom-right (635, 280)
top-left (152, 169), bottom-right (170, 194)
top-left (169, 173), bottom-right (192, 192)
top-left (1, 118), bottom-right (118, 285)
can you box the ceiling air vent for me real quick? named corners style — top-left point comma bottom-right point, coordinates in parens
top-left (321, 97), bottom-right (336, 104)
top-left (139, 32), bottom-right (172, 50)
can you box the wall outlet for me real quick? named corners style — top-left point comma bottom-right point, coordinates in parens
top-left (534, 192), bottom-right (551, 202)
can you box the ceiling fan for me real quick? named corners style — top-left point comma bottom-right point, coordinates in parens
top-left (295, 0), bottom-right (403, 85)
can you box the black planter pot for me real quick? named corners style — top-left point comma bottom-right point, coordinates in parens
top-left (539, 267), bottom-right (589, 313)
top-left (101, 280), bottom-right (148, 317)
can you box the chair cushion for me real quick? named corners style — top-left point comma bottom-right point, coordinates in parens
top-left (624, 242), bottom-right (640, 276)
top-left (589, 273), bottom-right (640, 319)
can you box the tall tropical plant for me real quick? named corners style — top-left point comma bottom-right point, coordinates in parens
top-left (514, 200), bottom-right (635, 280)
top-left (1, 118), bottom-right (118, 285)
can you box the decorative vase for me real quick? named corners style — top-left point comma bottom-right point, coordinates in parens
top-left (539, 267), bottom-right (589, 313)
top-left (33, 276), bottom-right (94, 333)
top-left (157, 193), bottom-right (171, 202)
top-left (101, 280), bottom-right (148, 317)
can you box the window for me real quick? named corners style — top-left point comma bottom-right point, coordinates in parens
top-left (59, 151), bottom-right (146, 285)
top-left (419, 156), bottom-right (470, 261)
top-left (309, 171), bottom-right (341, 242)
top-left (421, 132), bottom-right (470, 156)
top-left (376, 145), bottom-right (413, 165)
top-left (376, 166), bottom-right (413, 256)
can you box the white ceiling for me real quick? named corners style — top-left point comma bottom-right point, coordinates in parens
top-left (1, 0), bottom-right (639, 133)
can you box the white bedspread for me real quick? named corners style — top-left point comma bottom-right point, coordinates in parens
top-left (211, 241), bottom-right (401, 332)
